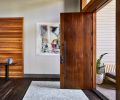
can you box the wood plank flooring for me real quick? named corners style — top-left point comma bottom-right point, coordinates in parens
top-left (0, 78), bottom-right (102, 100)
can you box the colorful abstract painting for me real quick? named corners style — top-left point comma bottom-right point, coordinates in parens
top-left (36, 23), bottom-right (60, 55)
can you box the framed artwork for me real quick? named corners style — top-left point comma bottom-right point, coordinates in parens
top-left (36, 23), bottom-right (60, 55)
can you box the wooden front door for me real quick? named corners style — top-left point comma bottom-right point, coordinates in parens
top-left (60, 13), bottom-right (95, 89)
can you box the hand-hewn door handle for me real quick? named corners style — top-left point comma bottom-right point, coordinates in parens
top-left (60, 41), bottom-right (67, 78)
top-left (60, 56), bottom-right (64, 64)
top-left (64, 41), bottom-right (67, 78)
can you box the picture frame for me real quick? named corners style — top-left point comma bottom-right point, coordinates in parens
top-left (36, 23), bottom-right (60, 55)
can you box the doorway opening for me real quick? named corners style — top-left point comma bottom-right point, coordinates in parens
top-left (96, 0), bottom-right (116, 99)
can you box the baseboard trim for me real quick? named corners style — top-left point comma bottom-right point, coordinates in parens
top-left (24, 74), bottom-right (60, 79)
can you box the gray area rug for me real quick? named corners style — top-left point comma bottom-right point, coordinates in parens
top-left (23, 81), bottom-right (89, 100)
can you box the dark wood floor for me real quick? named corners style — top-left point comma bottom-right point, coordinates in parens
top-left (0, 78), bottom-right (102, 100)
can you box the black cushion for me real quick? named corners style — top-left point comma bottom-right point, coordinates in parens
top-left (106, 72), bottom-right (116, 79)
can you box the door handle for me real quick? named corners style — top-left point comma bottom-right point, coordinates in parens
top-left (60, 56), bottom-right (64, 64)
top-left (64, 41), bottom-right (67, 78)
top-left (60, 41), bottom-right (67, 78)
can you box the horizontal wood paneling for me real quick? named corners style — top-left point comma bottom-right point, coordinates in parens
top-left (0, 18), bottom-right (23, 78)
top-left (0, 66), bottom-right (23, 73)
top-left (0, 43), bottom-right (22, 48)
top-left (0, 38), bottom-right (22, 43)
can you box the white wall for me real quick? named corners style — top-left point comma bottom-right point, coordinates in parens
top-left (64, 0), bottom-right (80, 12)
top-left (0, 0), bottom-right (80, 74)
top-left (96, 0), bottom-right (116, 64)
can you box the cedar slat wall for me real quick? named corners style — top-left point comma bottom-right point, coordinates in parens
top-left (0, 18), bottom-right (23, 78)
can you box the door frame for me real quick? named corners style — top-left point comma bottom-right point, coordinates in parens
top-left (81, 0), bottom-right (118, 99)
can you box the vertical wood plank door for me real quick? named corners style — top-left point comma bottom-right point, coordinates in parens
top-left (0, 18), bottom-right (24, 78)
top-left (60, 13), bottom-right (95, 89)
